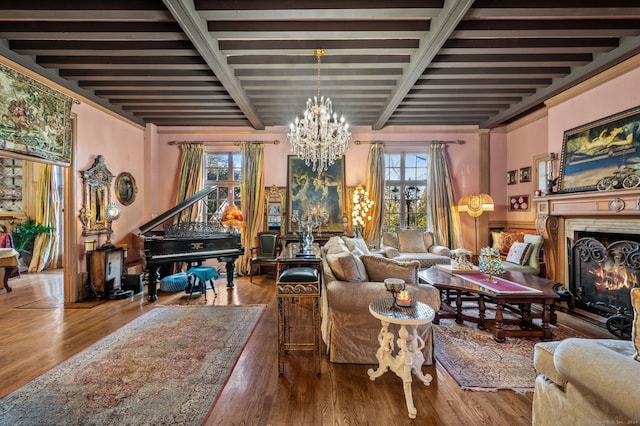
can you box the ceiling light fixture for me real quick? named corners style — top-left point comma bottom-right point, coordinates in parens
top-left (287, 49), bottom-right (351, 172)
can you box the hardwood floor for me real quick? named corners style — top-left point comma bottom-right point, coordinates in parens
top-left (0, 270), bottom-right (611, 425)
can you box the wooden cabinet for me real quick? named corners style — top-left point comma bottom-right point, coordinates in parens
top-left (87, 247), bottom-right (123, 296)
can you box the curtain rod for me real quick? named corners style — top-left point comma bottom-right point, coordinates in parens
top-left (168, 140), bottom-right (280, 146)
top-left (354, 140), bottom-right (465, 145)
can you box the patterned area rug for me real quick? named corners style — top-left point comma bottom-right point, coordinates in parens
top-left (0, 305), bottom-right (265, 425)
top-left (434, 317), bottom-right (586, 393)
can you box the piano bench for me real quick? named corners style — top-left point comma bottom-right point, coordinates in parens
top-left (187, 266), bottom-right (219, 301)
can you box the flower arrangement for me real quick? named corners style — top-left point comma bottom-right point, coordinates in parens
top-left (478, 246), bottom-right (503, 283)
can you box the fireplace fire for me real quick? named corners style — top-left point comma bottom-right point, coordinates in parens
top-left (568, 232), bottom-right (639, 339)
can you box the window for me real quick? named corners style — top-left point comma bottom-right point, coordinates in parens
top-left (204, 152), bottom-right (242, 222)
top-left (383, 152), bottom-right (428, 232)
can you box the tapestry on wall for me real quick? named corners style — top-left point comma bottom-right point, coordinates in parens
top-left (0, 63), bottom-right (73, 165)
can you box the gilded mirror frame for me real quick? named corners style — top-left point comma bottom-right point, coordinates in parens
top-left (79, 155), bottom-right (114, 236)
top-left (265, 185), bottom-right (285, 234)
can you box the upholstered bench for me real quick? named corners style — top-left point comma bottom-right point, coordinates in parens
top-left (276, 266), bottom-right (321, 374)
top-left (186, 265), bottom-right (219, 301)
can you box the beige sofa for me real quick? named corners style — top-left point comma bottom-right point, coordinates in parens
top-left (320, 236), bottom-right (441, 364)
top-left (380, 229), bottom-right (451, 269)
top-left (532, 287), bottom-right (640, 425)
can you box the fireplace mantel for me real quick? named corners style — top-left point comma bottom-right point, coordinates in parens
top-left (534, 188), bottom-right (640, 283)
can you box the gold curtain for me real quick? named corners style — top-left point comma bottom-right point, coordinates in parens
top-left (426, 143), bottom-right (462, 248)
top-left (364, 143), bottom-right (385, 246)
top-left (174, 143), bottom-right (203, 223)
top-left (29, 164), bottom-right (61, 271)
top-left (239, 143), bottom-right (265, 275)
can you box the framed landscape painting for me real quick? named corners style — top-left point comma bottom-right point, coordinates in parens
top-left (287, 155), bottom-right (345, 234)
top-left (558, 105), bottom-right (640, 193)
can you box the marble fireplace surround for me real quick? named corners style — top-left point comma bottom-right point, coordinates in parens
top-left (534, 188), bottom-right (640, 286)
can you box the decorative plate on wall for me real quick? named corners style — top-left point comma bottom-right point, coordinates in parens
top-left (509, 195), bottom-right (530, 211)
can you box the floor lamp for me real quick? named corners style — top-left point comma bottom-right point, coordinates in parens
top-left (458, 193), bottom-right (494, 254)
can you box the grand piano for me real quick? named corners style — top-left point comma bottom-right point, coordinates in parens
top-left (138, 187), bottom-right (243, 302)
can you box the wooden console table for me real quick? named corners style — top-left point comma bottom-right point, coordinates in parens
top-left (419, 267), bottom-right (560, 342)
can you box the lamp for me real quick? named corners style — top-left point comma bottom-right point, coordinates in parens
top-left (221, 205), bottom-right (243, 234)
top-left (103, 203), bottom-right (121, 248)
top-left (351, 184), bottom-right (374, 238)
top-left (458, 193), bottom-right (494, 254)
top-left (287, 49), bottom-right (351, 172)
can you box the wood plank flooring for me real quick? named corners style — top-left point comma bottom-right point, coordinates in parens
top-left (0, 270), bottom-right (611, 425)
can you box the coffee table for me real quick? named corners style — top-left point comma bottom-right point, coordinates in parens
top-left (367, 298), bottom-right (435, 419)
top-left (419, 266), bottom-right (560, 342)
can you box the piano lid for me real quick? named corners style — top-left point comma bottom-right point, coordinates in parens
top-left (138, 186), bottom-right (216, 236)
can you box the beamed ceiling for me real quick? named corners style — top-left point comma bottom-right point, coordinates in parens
top-left (1, 1), bottom-right (640, 130)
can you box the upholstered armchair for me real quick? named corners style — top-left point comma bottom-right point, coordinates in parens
top-left (532, 287), bottom-right (640, 425)
top-left (249, 231), bottom-right (280, 282)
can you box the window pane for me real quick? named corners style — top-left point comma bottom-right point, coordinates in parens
top-left (383, 153), bottom-right (428, 231)
top-left (204, 152), bottom-right (243, 222)
top-left (385, 153), bottom-right (401, 181)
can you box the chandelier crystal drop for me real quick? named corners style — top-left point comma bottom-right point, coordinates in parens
top-left (287, 49), bottom-right (351, 172)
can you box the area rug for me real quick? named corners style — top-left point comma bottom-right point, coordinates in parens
top-left (0, 305), bottom-right (265, 425)
top-left (434, 318), bottom-right (587, 393)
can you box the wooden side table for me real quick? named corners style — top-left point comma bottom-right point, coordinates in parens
top-left (368, 298), bottom-right (435, 419)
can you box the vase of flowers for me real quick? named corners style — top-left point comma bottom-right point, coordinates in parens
top-left (478, 246), bottom-right (503, 283)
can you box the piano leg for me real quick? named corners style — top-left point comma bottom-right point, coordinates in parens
top-left (147, 266), bottom-right (160, 302)
top-left (221, 257), bottom-right (236, 288)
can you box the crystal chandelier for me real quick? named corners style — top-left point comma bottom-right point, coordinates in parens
top-left (287, 49), bottom-right (351, 172)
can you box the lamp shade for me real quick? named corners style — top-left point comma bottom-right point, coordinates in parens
top-left (220, 205), bottom-right (244, 228)
top-left (458, 193), bottom-right (494, 218)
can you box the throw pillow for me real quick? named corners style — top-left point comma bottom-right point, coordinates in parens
top-left (384, 246), bottom-right (400, 259)
top-left (360, 255), bottom-right (419, 284)
top-left (491, 231), bottom-right (504, 252)
top-left (631, 287), bottom-right (639, 362)
top-left (423, 232), bottom-right (435, 251)
top-left (397, 229), bottom-right (427, 253)
top-left (326, 251), bottom-right (367, 282)
top-left (343, 236), bottom-right (370, 255)
top-left (506, 241), bottom-right (532, 265)
top-left (382, 232), bottom-right (399, 250)
top-left (500, 232), bottom-right (525, 256)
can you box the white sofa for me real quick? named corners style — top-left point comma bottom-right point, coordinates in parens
top-left (380, 229), bottom-right (451, 269)
top-left (532, 287), bottom-right (640, 425)
top-left (320, 236), bottom-right (441, 364)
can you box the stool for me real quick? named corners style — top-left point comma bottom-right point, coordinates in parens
top-left (186, 266), bottom-right (219, 301)
top-left (276, 266), bottom-right (321, 374)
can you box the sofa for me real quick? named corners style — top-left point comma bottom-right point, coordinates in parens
top-left (380, 229), bottom-right (451, 269)
top-left (532, 287), bottom-right (640, 425)
top-left (320, 236), bottom-right (441, 364)
top-left (491, 229), bottom-right (544, 275)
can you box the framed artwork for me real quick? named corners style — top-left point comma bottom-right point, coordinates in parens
top-left (265, 185), bottom-right (285, 233)
top-left (558, 105), bottom-right (640, 193)
top-left (287, 155), bottom-right (345, 233)
top-left (114, 172), bottom-right (137, 206)
top-left (0, 63), bottom-right (73, 165)
top-left (508, 194), bottom-right (530, 211)
top-left (519, 166), bottom-right (531, 183)
top-left (507, 170), bottom-right (517, 185)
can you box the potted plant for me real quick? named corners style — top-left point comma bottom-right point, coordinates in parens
top-left (10, 216), bottom-right (54, 271)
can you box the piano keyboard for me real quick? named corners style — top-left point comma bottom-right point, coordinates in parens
top-left (150, 248), bottom-right (241, 260)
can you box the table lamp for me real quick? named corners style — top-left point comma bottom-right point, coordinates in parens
top-left (221, 205), bottom-right (244, 234)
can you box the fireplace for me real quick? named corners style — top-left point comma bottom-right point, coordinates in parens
top-left (568, 232), bottom-right (638, 338)
top-left (534, 188), bottom-right (640, 339)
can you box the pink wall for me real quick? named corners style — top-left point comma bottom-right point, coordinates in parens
top-left (73, 102), bottom-right (145, 269)
top-left (548, 65), bottom-right (640, 160)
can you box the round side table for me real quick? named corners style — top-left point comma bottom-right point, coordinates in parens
top-left (367, 298), bottom-right (435, 419)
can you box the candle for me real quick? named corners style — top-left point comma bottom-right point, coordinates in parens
top-left (398, 290), bottom-right (411, 305)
